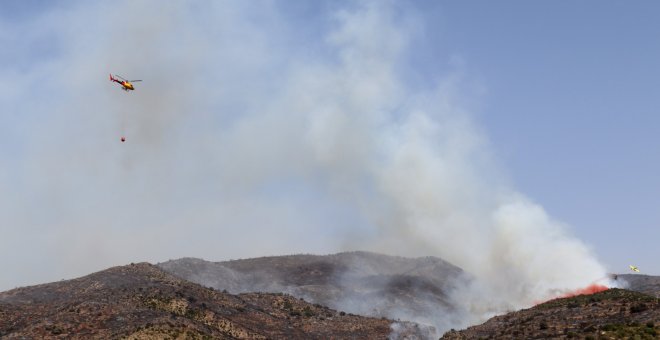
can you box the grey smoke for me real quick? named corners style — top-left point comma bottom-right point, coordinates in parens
top-left (1, 0), bottom-right (611, 331)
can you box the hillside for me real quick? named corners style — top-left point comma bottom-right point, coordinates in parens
top-left (441, 288), bottom-right (660, 339)
top-left (618, 274), bottom-right (660, 298)
top-left (0, 262), bottom-right (427, 339)
top-left (158, 251), bottom-right (465, 334)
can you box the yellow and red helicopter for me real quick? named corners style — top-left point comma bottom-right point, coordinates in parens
top-left (110, 74), bottom-right (142, 91)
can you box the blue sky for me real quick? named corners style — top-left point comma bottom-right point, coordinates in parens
top-left (430, 1), bottom-right (660, 274)
top-left (1, 0), bottom-right (658, 299)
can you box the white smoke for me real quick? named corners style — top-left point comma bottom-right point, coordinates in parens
top-left (1, 0), bottom-right (610, 333)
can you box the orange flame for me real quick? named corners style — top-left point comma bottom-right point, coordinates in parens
top-left (535, 284), bottom-right (609, 305)
top-left (556, 284), bottom-right (609, 299)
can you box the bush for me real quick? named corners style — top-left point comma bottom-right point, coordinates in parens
top-left (601, 324), bottom-right (621, 332)
top-left (630, 303), bottom-right (648, 313)
top-left (303, 306), bottom-right (315, 317)
top-left (567, 301), bottom-right (580, 308)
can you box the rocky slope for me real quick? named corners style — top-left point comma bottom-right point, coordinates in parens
top-left (441, 288), bottom-right (660, 339)
top-left (618, 274), bottom-right (660, 298)
top-left (158, 251), bottom-right (465, 335)
top-left (0, 262), bottom-right (427, 339)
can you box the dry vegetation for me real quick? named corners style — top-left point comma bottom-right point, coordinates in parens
top-left (442, 288), bottom-right (660, 339)
top-left (0, 263), bottom-right (425, 339)
top-left (3, 254), bottom-right (658, 340)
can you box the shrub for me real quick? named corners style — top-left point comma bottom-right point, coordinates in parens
top-left (567, 301), bottom-right (579, 308)
top-left (601, 324), bottom-right (620, 332)
top-left (630, 303), bottom-right (648, 313)
top-left (303, 306), bottom-right (315, 317)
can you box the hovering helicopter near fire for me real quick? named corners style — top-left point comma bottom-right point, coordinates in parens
top-left (110, 74), bottom-right (142, 91)
top-left (110, 73), bottom-right (141, 143)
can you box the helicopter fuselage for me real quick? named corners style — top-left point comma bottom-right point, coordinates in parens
top-left (110, 74), bottom-right (138, 91)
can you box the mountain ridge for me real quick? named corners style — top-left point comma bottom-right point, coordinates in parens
top-left (158, 251), bottom-right (467, 335)
top-left (0, 262), bottom-right (427, 339)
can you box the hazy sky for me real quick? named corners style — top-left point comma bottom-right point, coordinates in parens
top-left (1, 1), bottom-right (658, 293)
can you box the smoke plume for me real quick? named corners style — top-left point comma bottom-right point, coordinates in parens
top-left (1, 0), bottom-right (611, 333)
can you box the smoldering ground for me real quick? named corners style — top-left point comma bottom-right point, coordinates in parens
top-left (1, 0), bottom-right (612, 334)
